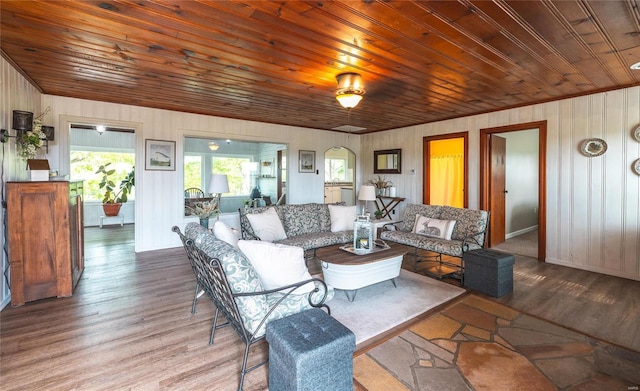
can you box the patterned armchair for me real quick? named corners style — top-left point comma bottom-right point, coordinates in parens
top-left (172, 224), bottom-right (333, 391)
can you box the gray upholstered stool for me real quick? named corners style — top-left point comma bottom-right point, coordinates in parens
top-left (463, 249), bottom-right (515, 297)
top-left (266, 308), bottom-right (355, 391)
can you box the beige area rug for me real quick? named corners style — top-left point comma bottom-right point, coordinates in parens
top-left (328, 270), bottom-right (466, 345)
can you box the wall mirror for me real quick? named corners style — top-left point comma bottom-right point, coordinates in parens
top-left (374, 149), bottom-right (401, 174)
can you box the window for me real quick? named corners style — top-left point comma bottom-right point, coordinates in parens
top-left (325, 158), bottom-right (346, 181)
top-left (71, 151), bottom-right (135, 201)
top-left (184, 156), bottom-right (202, 189)
top-left (211, 156), bottom-right (252, 196)
top-left (184, 137), bottom-right (286, 213)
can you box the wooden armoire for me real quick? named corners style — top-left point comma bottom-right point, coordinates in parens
top-left (7, 181), bottom-right (84, 306)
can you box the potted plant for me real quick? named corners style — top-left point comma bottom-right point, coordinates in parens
top-left (95, 163), bottom-right (135, 216)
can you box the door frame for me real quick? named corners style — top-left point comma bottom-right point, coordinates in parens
top-left (423, 132), bottom-right (469, 207)
top-left (480, 121), bottom-right (547, 261)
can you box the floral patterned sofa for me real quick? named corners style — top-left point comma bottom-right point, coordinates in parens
top-left (175, 222), bottom-right (334, 390)
top-left (181, 222), bottom-right (333, 337)
top-left (238, 203), bottom-right (354, 253)
top-left (380, 203), bottom-right (489, 279)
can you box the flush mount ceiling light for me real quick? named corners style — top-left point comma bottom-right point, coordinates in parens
top-left (208, 141), bottom-right (219, 151)
top-left (335, 72), bottom-right (365, 109)
top-left (631, 61), bottom-right (640, 70)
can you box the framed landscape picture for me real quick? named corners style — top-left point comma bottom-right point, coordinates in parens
top-left (145, 139), bottom-right (175, 171)
top-left (298, 150), bottom-right (315, 173)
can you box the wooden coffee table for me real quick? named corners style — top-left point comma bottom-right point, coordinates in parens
top-left (316, 242), bottom-right (407, 302)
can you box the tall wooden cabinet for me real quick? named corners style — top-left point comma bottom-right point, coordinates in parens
top-left (7, 181), bottom-right (84, 306)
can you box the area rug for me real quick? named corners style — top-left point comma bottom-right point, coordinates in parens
top-left (328, 269), bottom-right (466, 345)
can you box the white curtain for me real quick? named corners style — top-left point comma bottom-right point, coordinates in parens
top-left (429, 154), bottom-right (464, 207)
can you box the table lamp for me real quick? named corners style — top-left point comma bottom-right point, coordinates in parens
top-left (358, 185), bottom-right (376, 217)
top-left (208, 174), bottom-right (229, 216)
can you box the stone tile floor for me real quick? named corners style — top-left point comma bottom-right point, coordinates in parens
top-left (354, 295), bottom-right (640, 390)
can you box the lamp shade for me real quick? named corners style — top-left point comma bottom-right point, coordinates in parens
top-left (358, 185), bottom-right (376, 201)
top-left (208, 174), bottom-right (229, 194)
top-left (12, 110), bottom-right (34, 132)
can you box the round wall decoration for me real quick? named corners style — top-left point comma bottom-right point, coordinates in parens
top-left (633, 158), bottom-right (640, 175)
top-left (634, 125), bottom-right (640, 142)
top-left (580, 138), bottom-right (608, 157)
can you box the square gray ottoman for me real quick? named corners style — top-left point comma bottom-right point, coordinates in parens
top-left (266, 308), bottom-right (355, 391)
top-left (463, 249), bottom-right (515, 297)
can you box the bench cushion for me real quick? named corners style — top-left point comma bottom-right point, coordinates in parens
top-left (280, 203), bottom-right (331, 236)
top-left (440, 206), bottom-right (489, 244)
top-left (380, 230), bottom-right (481, 257)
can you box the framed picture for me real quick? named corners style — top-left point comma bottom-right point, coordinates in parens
top-left (374, 149), bottom-right (401, 174)
top-left (298, 150), bottom-right (315, 173)
top-left (145, 139), bottom-right (176, 171)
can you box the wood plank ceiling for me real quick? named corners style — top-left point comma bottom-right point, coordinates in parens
top-left (2, 0), bottom-right (640, 133)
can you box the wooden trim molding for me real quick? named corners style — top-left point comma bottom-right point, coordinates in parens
top-left (479, 121), bottom-right (547, 262)
top-left (423, 131), bottom-right (469, 207)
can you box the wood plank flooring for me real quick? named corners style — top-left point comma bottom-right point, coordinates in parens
top-left (1, 225), bottom-right (638, 390)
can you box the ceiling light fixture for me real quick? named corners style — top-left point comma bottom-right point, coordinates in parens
top-left (630, 61), bottom-right (640, 70)
top-left (96, 125), bottom-right (106, 134)
top-left (335, 72), bottom-right (365, 109)
top-left (208, 141), bottom-right (219, 151)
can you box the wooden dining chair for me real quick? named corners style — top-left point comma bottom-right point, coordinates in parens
top-left (185, 187), bottom-right (204, 198)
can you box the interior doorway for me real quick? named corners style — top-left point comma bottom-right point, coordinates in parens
top-left (59, 115), bottom-right (141, 251)
top-left (480, 121), bottom-right (547, 261)
top-left (324, 147), bottom-right (356, 206)
top-left (423, 132), bottom-right (468, 207)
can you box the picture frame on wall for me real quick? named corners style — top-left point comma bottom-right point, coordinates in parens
top-left (298, 150), bottom-right (315, 173)
top-left (145, 139), bottom-right (176, 171)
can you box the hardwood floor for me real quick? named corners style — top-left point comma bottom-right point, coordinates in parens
top-left (1, 225), bottom-right (638, 390)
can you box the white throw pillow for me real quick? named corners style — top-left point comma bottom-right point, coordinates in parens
top-left (412, 215), bottom-right (456, 240)
top-left (212, 220), bottom-right (239, 248)
top-left (328, 204), bottom-right (357, 232)
top-left (246, 207), bottom-right (287, 242)
top-left (237, 240), bottom-right (314, 293)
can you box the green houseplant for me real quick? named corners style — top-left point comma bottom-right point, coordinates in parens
top-left (95, 163), bottom-right (135, 216)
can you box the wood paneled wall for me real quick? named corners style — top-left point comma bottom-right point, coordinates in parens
top-left (361, 87), bottom-right (640, 281)
top-left (39, 96), bottom-right (360, 254)
top-left (2, 54), bottom-right (638, 311)
top-left (1, 58), bottom-right (42, 309)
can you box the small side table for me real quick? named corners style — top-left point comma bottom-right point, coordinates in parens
top-left (375, 196), bottom-right (405, 219)
top-left (371, 218), bottom-right (396, 239)
top-left (99, 214), bottom-right (124, 228)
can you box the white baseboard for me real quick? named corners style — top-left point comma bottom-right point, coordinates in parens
top-left (505, 225), bottom-right (538, 240)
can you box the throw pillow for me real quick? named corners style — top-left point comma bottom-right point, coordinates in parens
top-left (245, 207), bottom-right (287, 242)
top-left (212, 220), bottom-right (239, 248)
top-left (412, 215), bottom-right (456, 240)
top-left (328, 204), bottom-right (357, 232)
top-left (237, 240), bottom-right (314, 293)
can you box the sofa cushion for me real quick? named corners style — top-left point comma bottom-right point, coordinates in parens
top-left (212, 220), bottom-right (239, 248)
top-left (194, 232), bottom-right (268, 334)
top-left (412, 215), bottom-right (456, 240)
top-left (185, 222), bottom-right (209, 240)
top-left (440, 206), bottom-right (489, 244)
top-left (328, 204), bottom-right (357, 232)
top-left (246, 207), bottom-right (287, 242)
top-left (280, 203), bottom-right (328, 236)
top-left (237, 240), bottom-right (314, 293)
top-left (400, 204), bottom-right (442, 232)
top-left (276, 231), bottom-right (354, 251)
